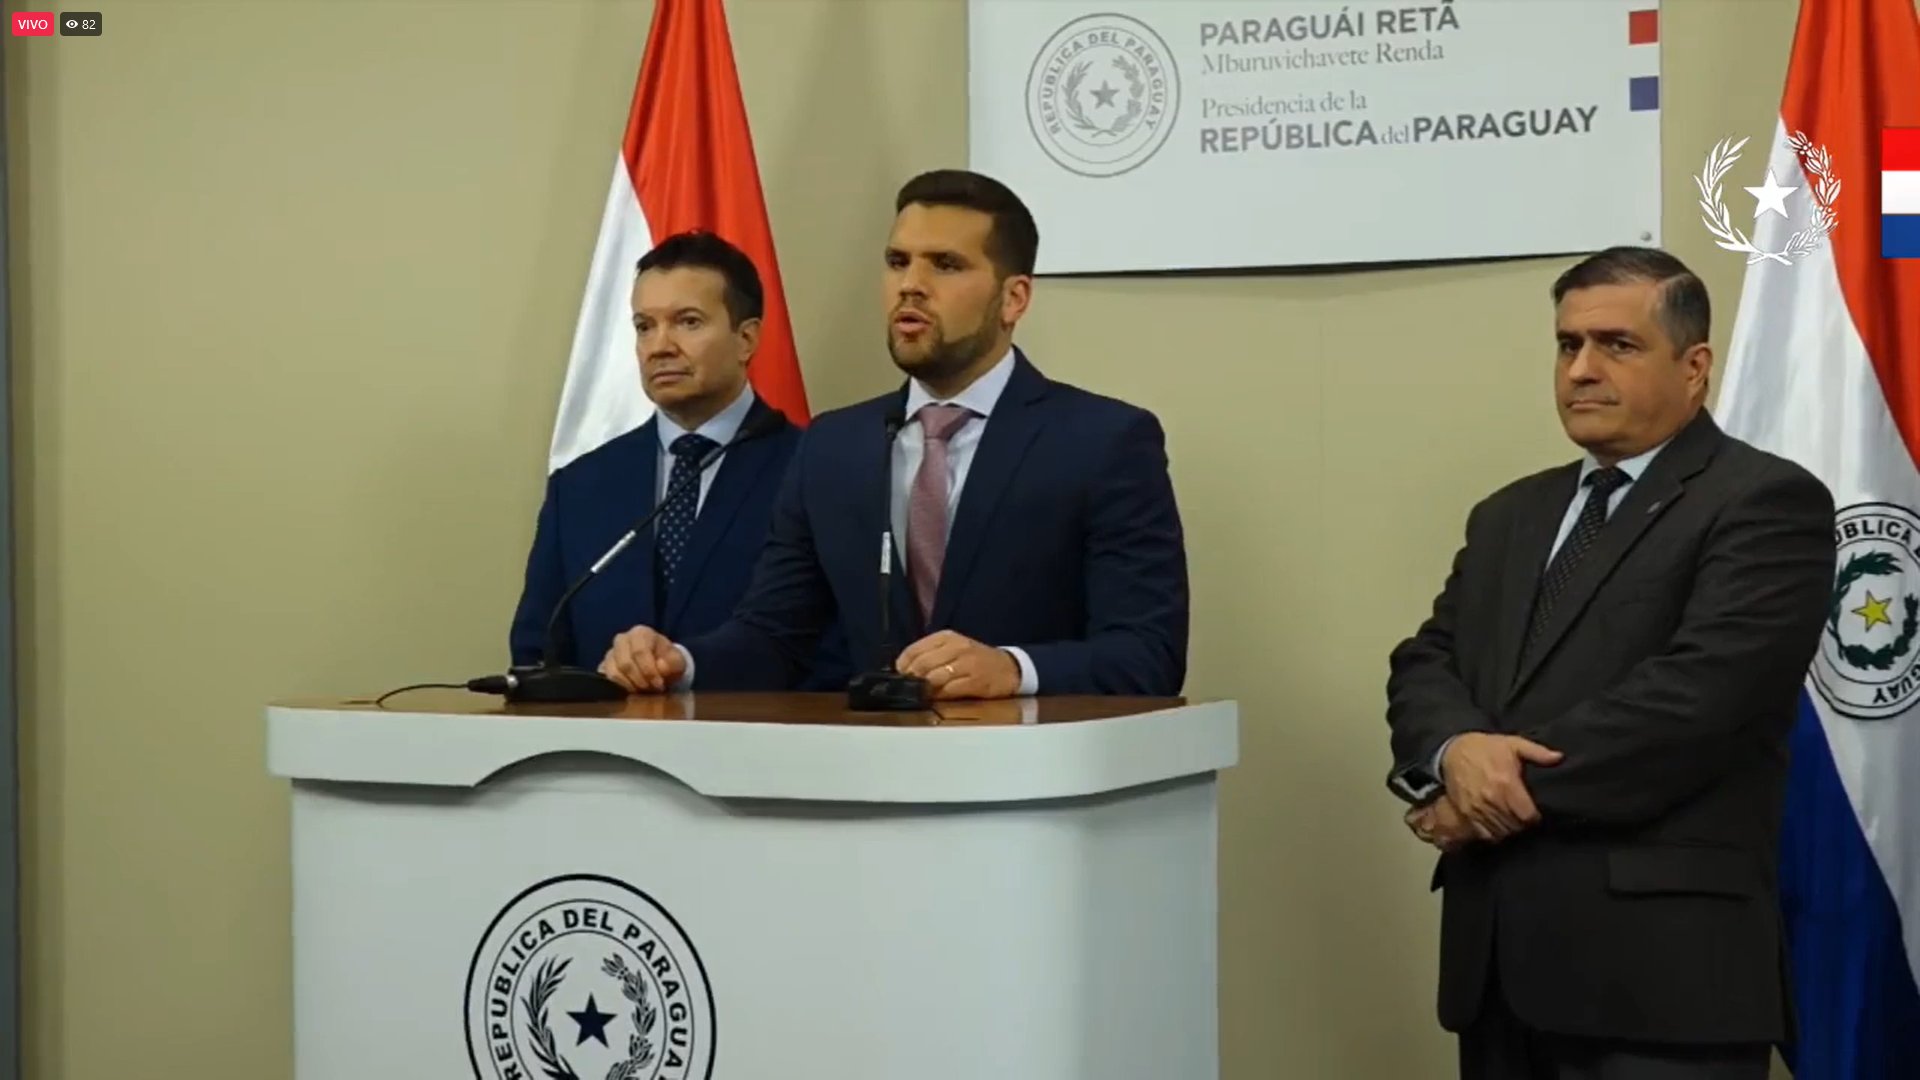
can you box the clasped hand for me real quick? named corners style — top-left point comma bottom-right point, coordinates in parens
top-left (598, 625), bottom-right (686, 692)
top-left (598, 625), bottom-right (1021, 699)
top-left (894, 630), bottom-right (1021, 699)
top-left (1405, 732), bottom-right (1563, 850)
top-left (1404, 795), bottom-right (1487, 852)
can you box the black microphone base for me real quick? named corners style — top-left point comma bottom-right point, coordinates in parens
top-left (499, 665), bottom-right (630, 704)
top-left (846, 669), bottom-right (931, 711)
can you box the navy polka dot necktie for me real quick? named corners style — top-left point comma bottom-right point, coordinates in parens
top-left (656, 433), bottom-right (718, 593)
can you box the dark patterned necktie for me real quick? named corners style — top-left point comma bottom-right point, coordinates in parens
top-left (1520, 466), bottom-right (1631, 659)
top-left (656, 433), bottom-right (718, 593)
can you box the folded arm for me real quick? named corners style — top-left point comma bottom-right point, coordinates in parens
top-left (1016, 411), bottom-right (1190, 695)
top-left (1521, 469), bottom-right (1835, 826)
top-left (1386, 500), bottom-right (1499, 785)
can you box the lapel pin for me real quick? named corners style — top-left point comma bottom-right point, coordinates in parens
top-left (1647, 501), bottom-right (1662, 514)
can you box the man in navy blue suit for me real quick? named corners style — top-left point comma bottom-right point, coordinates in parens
top-left (510, 230), bottom-right (845, 685)
top-left (595, 170), bottom-right (1189, 699)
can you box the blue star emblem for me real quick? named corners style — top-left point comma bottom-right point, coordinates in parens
top-left (568, 993), bottom-right (617, 1047)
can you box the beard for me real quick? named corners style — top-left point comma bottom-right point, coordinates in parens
top-left (886, 312), bottom-right (1000, 385)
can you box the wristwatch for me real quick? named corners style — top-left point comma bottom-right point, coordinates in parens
top-left (1388, 760), bottom-right (1443, 807)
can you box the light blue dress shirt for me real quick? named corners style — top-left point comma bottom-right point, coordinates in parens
top-left (655, 384), bottom-right (755, 513)
top-left (1545, 440), bottom-right (1668, 564)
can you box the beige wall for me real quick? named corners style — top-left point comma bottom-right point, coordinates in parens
top-left (6, 1), bottom-right (1807, 1076)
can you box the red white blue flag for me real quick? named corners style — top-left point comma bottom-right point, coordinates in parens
top-left (1715, 0), bottom-right (1920, 1073)
top-left (547, 0), bottom-right (810, 473)
top-left (1886, 128), bottom-right (1920, 259)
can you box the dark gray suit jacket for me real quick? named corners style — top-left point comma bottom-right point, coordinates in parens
top-left (1385, 410), bottom-right (1835, 1045)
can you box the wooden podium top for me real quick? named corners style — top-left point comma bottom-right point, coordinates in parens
top-left (279, 689), bottom-right (1194, 727)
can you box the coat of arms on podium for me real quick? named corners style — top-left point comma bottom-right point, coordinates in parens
top-left (465, 873), bottom-right (716, 1080)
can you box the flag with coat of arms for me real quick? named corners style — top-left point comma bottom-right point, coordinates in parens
top-left (1713, 0), bottom-right (1920, 1074)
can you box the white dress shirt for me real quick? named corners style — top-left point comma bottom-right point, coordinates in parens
top-left (655, 383), bottom-right (756, 513)
top-left (892, 348), bottom-right (1037, 695)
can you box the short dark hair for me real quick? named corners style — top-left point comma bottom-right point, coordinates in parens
top-left (635, 229), bottom-right (765, 327)
top-left (1550, 246), bottom-right (1710, 351)
top-left (894, 169), bottom-right (1039, 278)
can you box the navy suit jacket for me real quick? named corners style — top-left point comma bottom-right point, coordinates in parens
top-left (684, 352), bottom-right (1190, 695)
top-left (510, 398), bottom-right (849, 685)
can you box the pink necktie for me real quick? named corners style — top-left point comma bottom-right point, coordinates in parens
top-left (907, 403), bottom-right (974, 624)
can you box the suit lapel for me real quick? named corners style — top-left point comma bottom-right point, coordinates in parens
top-left (927, 354), bottom-right (1049, 629)
top-left (1504, 412), bottom-right (1721, 701)
top-left (1492, 465), bottom-right (1579, 696)
top-left (868, 391), bottom-right (922, 653)
top-left (628, 420), bottom-right (663, 625)
top-left (662, 401), bottom-right (787, 629)
top-left (888, 537), bottom-right (920, 651)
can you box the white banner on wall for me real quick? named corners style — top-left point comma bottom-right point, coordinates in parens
top-left (968, 1), bottom-right (1664, 273)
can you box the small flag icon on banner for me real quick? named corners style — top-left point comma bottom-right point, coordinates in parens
top-left (1887, 127), bottom-right (1920, 259)
top-left (1625, 9), bottom-right (1659, 112)
top-left (1627, 9), bottom-right (1658, 45)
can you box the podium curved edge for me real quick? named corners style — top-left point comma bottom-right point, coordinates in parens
top-left (264, 699), bottom-right (1240, 805)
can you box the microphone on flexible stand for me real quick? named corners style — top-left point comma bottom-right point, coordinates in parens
top-left (847, 402), bottom-right (932, 711)
top-left (467, 407), bottom-right (787, 704)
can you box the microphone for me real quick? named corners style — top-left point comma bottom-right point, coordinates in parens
top-left (847, 400), bottom-right (932, 711)
top-left (472, 406), bottom-right (787, 704)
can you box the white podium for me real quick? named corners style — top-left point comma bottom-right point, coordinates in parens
top-left (266, 691), bottom-right (1238, 1080)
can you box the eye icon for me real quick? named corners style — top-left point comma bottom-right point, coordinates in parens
top-left (55, 11), bottom-right (102, 35)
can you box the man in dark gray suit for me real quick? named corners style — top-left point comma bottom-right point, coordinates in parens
top-left (1385, 247), bottom-right (1836, 1079)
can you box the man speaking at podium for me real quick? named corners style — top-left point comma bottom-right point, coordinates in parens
top-left (597, 169), bottom-right (1189, 699)
top-left (511, 230), bottom-right (844, 685)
